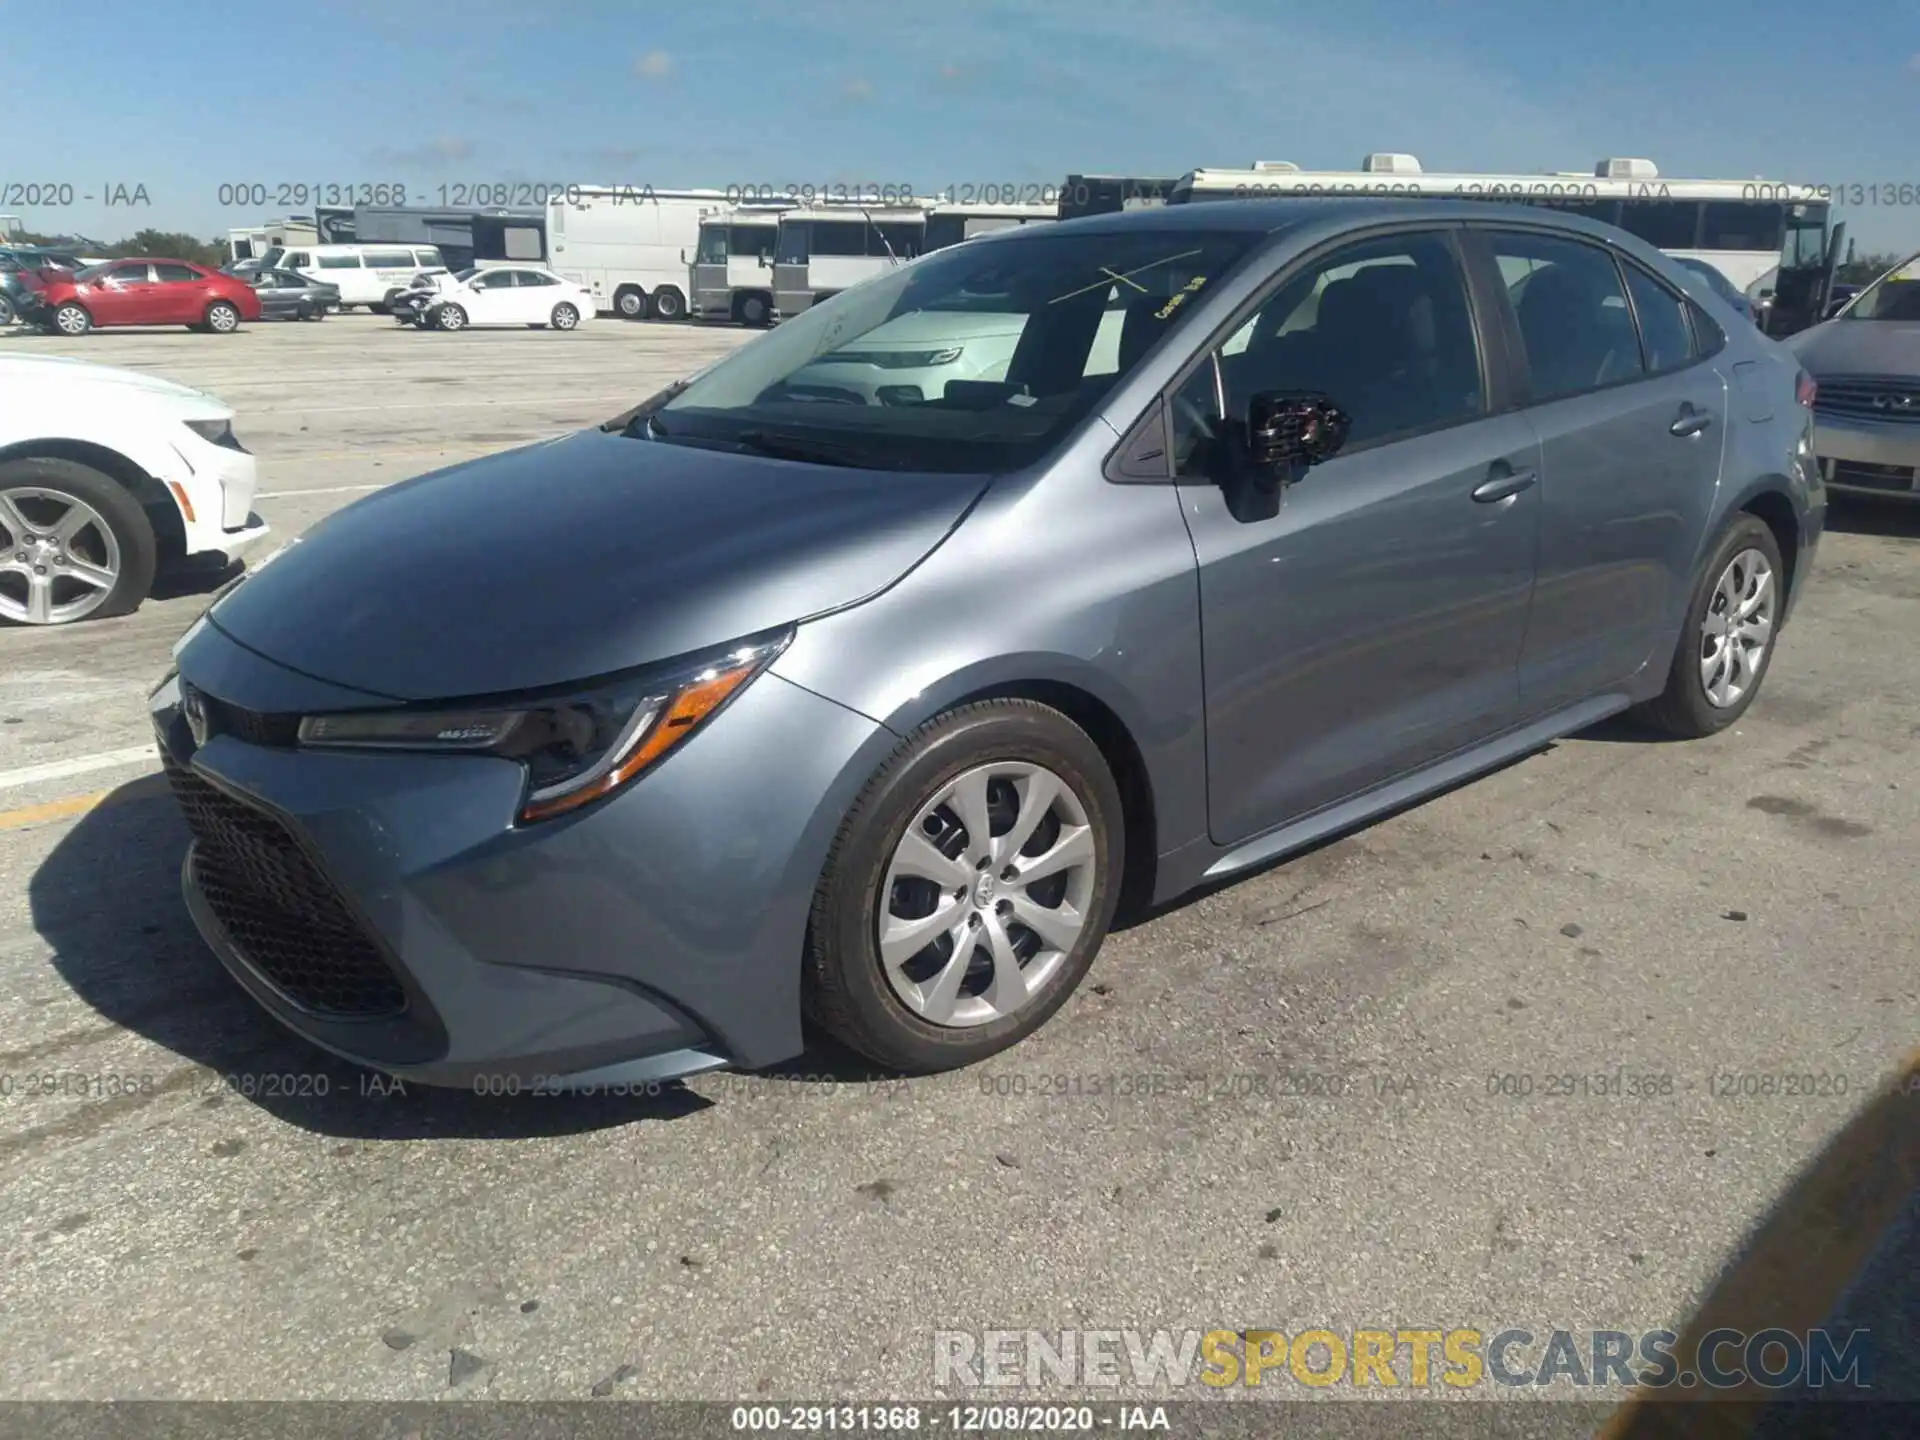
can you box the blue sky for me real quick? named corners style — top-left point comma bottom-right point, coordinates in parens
top-left (12, 0), bottom-right (1920, 255)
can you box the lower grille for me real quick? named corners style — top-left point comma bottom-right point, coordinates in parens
top-left (1830, 460), bottom-right (1916, 494)
top-left (162, 754), bottom-right (406, 1018)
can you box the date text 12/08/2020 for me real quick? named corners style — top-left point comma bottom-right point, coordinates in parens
top-left (214, 182), bottom-right (611, 209)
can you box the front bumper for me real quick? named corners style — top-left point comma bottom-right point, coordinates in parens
top-left (1809, 412), bottom-right (1920, 499)
top-left (153, 622), bottom-right (890, 1088)
top-left (164, 431), bottom-right (272, 560)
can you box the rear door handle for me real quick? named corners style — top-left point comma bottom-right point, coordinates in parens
top-left (1670, 408), bottom-right (1714, 438)
top-left (1471, 470), bottom-right (1537, 503)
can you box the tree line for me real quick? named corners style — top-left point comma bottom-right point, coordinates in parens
top-left (10, 228), bottom-right (230, 269)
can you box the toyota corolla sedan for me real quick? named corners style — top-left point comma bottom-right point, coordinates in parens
top-left (1787, 250), bottom-right (1920, 501)
top-left (151, 199), bottom-right (1823, 1089)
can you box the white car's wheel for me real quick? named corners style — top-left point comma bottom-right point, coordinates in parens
top-left (0, 457), bottom-right (157, 626)
top-left (436, 304), bottom-right (467, 331)
top-left (551, 303), bottom-right (579, 330)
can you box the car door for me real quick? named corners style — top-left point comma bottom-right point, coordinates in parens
top-left (1465, 228), bottom-right (1729, 714)
top-left (88, 262), bottom-right (156, 324)
top-left (1170, 226), bottom-right (1542, 845)
top-left (464, 268), bottom-right (519, 324)
top-left (515, 269), bottom-right (565, 322)
top-left (151, 261), bottom-right (208, 323)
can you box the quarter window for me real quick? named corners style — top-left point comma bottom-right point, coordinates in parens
top-left (1488, 231), bottom-right (1644, 401)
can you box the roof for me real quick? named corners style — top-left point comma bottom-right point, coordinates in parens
top-left (1047, 193), bottom-right (1660, 245)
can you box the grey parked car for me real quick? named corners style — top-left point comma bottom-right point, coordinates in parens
top-left (150, 199), bottom-right (1824, 1088)
top-left (1787, 252), bottom-right (1920, 500)
top-left (245, 268), bottom-right (338, 321)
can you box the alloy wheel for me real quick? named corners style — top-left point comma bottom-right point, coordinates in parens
top-left (0, 487), bottom-right (123, 624)
top-left (877, 761), bottom-right (1097, 1027)
top-left (1699, 547), bottom-right (1775, 708)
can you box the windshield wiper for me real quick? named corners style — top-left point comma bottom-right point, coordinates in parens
top-left (603, 379), bottom-right (694, 435)
top-left (732, 430), bottom-right (887, 469)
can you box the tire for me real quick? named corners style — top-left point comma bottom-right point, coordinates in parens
top-left (736, 292), bottom-right (771, 328)
top-left (0, 456), bottom-right (157, 626)
top-left (53, 302), bottom-right (91, 336)
top-left (1635, 513), bottom-right (1785, 738)
top-left (614, 286), bottom-right (646, 320)
top-left (436, 304), bottom-right (467, 331)
top-left (551, 302), bottom-right (579, 330)
top-left (204, 301), bottom-right (241, 333)
top-left (0, 293), bottom-right (14, 326)
top-left (369, 303), bottom-right (389, 316)
top-left (803, 699), bottom-right (1124, 1072)
top-left (649, 286), bottom-right (685, 321)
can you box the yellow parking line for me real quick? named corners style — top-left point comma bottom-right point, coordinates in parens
top-left (0, 774), bottom-right (170, 831)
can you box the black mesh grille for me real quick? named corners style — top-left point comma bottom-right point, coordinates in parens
top-left (162, 754), bottom-right (407, 1018)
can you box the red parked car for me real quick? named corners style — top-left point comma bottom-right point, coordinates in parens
top-left (22, 259), bottom-right (262, 335)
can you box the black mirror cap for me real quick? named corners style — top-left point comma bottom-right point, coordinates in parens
top-left (1249, 390), bottom-right (1351, 471)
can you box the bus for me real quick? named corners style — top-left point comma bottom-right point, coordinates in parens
top-left (689, 202), bottom-right (792, 327)
top-left (547, 187), bottom-right (731, 320)
top-left (1057, 174), bottom-right (1178, 221)
top-left (350, 206), bottom-right (545, 272)
top-left (767, 201), bottom-right (1053, 321)
top-left (1167, 155), bottom-right (1843, 335)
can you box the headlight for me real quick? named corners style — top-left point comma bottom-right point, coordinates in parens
top-left (825, 347), bottom-right (965, 369)
top-left (295, 631), bottom-right (790, 823)
top-left (184, 417), bottom-right (245, 451)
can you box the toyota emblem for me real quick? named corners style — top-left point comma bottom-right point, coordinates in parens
top-left (181, 685), bottom-right (210, 748)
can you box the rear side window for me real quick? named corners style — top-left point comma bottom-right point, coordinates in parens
top-left (1689, 303), bottom-right (1727, 357)
top-left (154, 262), bottom-right (200, 282)
top-left (1622, 264), bottom-right (1695, 374)
top-left (316, 254), bottom-right (361, 269)
top-left (283, 252), bottom-right (311, 268)
top-left (1488, 231), bottom-right (1644, 402)
top-left (364, 250), bottom-right (415, 268)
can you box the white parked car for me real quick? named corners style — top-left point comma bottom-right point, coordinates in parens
top-left (0, 355), bottom-right (269, 626)
top-left (421, 266), bottom-right (597, 332)
top-left (778, 308), bottom-right (1029, 404)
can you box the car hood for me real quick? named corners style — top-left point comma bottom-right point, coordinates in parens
top-left (207, 428), bottom-right (990, 700)
top-left (0, 354), bottom-right (231, 413)
top-left (1787, 319), bottom-right (1920, 377)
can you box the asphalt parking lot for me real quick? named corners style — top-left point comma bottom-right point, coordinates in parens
top-left (0, 313), bottom-right (1914, 1408)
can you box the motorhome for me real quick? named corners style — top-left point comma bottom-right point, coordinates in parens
top-left (1168, 154), bottom-right (1844, 334)
top-left (547, 187), bottom-right (730, 319)
top-left (227, 216), bottom-right (319, 265)
top-left (1056, 174), bottom-right (1178, 220)
top-left (350, 206), bottom-right (544, 272)
top-left (688, 203), bottom-right (792, 326)
top-left (923, 200), bottom-right (1056, 249)
top-left (770, 204), bottom-right (931, 319)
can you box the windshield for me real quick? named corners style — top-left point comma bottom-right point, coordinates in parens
top-left (453, 266), bottom-right (480, 282)
top-left (656, 226), bottom-right (1262, 473)
top-left (1842, 253), bottom-right (1920, 321)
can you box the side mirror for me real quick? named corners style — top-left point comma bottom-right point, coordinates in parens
top-left (757, 253), bottom-right (770, 269)
top-left (1248, 390), bottom-right (1351, 475)
top-left (679, 248), bottom-right (688, 265)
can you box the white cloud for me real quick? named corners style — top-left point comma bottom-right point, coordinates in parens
top-left (843, 78), bottom-right (876, 103)
top-left (634, 50), bottom-right (672, 80)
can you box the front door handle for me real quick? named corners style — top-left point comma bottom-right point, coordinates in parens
top-left (1471, 469), bottom-right (1537, 503)
top-left (1670, 407), bottom-right (1714, 438)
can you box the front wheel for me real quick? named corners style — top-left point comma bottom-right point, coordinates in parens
top-left (1635, 514), bottom-right (1785, 737)
top-left (736, 292), bottom-right (771, 328)
top-left (435, 304), bottom-right (467, 331)
top-left (804, 700), bottom-right (1124, 1072)
top-left (0, 457), bottom-right (157, 625)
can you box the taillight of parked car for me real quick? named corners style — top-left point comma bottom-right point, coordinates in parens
top-left (1796, 371), bottom-right (1818, 409)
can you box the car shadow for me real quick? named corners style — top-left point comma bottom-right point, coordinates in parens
top-left (27, 776), bottom-right (710, 1139)
top-left (1823, 495), bottom-right (1920, 539)
top-left (1601, 1050), bottom-right (1918, 1436)
top-left (150, 556), bottom-right (244, 603)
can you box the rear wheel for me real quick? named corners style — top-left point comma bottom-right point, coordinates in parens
top-left (1635, 514), bottom-right (1784, 737)
top-left (804, 700), bottom-right (1124, 1072)
top-left (53, 302), bottom-right (91, 335)
top-left (436, 304), bottom-right (467, 331)
top-left (736, 291), bottom-right (771, 327)
top-left (614, 286), bottom-right (646, 320)
top-left (0, 457), bottom-right (157, 626)
top-left (649, 286), bottom-right (685, 321)
top-left (0, 293), bottom-right (15, 326)
top-left (551, 302), bottom-right (580, 330)
top-left (204, 301), bottom-right (241, 333)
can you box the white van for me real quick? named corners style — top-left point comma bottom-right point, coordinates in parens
top-left (274, 244), bottom-right (445, 311)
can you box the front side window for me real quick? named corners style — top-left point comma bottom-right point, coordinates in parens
top-left (1490, 231), bottom-right (1644, 401)
top-left (655, 227), bottom-right (1264, 474)
top-left (1172, 229), bottom-right (1484, 467)
top-left (109, 264), bottom-right (153, 285)
top-left (811, 223), bottom-right (867, 258)
top-left (477, 269), bottom-right (516, 289)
